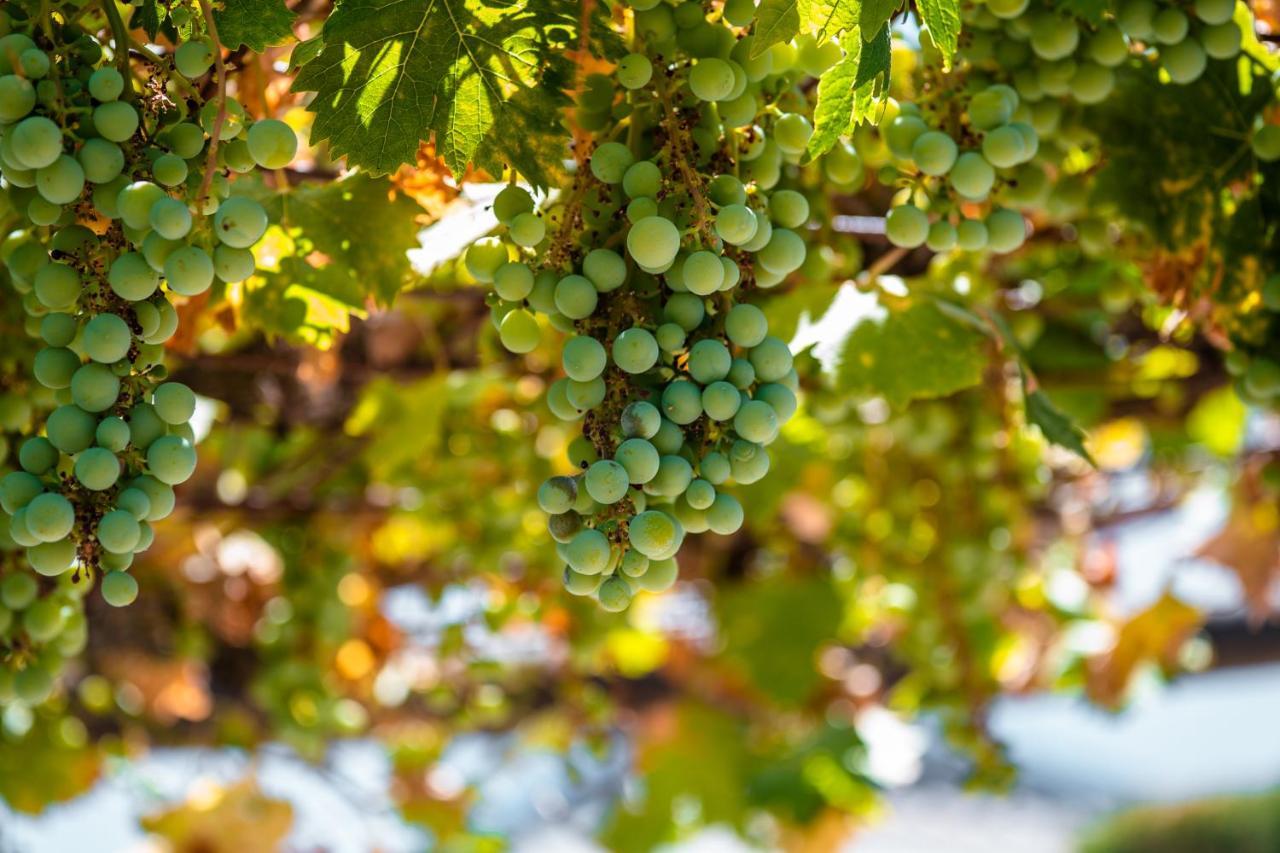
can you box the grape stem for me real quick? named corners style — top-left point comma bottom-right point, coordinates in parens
top-left (654, 78), bottom-right (718, 247)
top-left (99, 0), bottom-right (136, 103)
top-left (128, 38), bottom-right (200, 99)
top-left (195, 0), bottom-right (229, 207)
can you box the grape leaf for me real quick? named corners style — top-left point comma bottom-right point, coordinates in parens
top-left (291, 0), bottom-right (580, 185)
top-left (917, 0), bottom-right (961, 67)
top-left (802, 0), bottom-right (861, 40)
top-left (834, 294), bottom-right (987, 406)
top-left (1024, 388), bottom-right (1095, 464)
top-left (214, 0), bottom-right (296, 52)
top-left (804, 25), bottom-right (890, 160)
top-left (750, 0), bottom-right (800, 57)
top-left (134, 0), bottom-right (161, 41)
top-left (859, 0), bottom-right (899, 39)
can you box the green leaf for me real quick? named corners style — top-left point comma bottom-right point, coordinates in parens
top-left (799, 0), bottom-right (860, 40)
top-left (718, 573), bottom-right (842, 708)
top-left (748, 723), bottom-right (873, 823)
top-left (287, 33), bottom-right (324, 73)
top-left (214, 0), bottom-right (296, 52)
top-left (858, 0), bottom-right (899, 40)
top-left (804, 25), bottom-right (890, 160)
top-left (750, 0), bottom-right (800, 57)
top-left (835, 294), bottom-right (987, 406)
top-left (1025, 388), bottom-right (1095, 463)
top-left (917, 0), bottom-right (961, 67)
top-left (291, 0), bottom-right (580, 185)
top-left (134, 0), bottom-right (161, 41)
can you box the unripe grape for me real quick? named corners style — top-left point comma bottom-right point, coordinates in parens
top-left (627, 216), bottom-right (681, 269)
top-left (617, 53), bottom-right (653, 89)
top-left (912, 131), bottom-right (958, 176)
top-left (689, 57), bottom-right (735, 101)
top-left (590, 141), bottom-right (634, 184)
top-left (773, 113), bottom-right (814, 155)
top-left (101, 571), bottom-right (139, 606)
top-left (1162, 39), bottom-right (1206, 84)
top-left (175, 39), bottom-right (216, 78)
top-left (950, 152), bottom-right (996, 200)
top-left (246, 119), bottom-right (299, 169)
top-left (499, 308), bottom-right (540, 353)
top-left (613, 327), bottom-right (659, 373)
top-left (885, 204), bottom-right (929, 248)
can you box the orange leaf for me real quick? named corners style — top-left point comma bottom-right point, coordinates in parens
top-left (1086, 593), bottom-right (1202, 707)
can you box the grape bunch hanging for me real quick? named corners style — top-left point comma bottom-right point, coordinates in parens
top-left (0, 0), bottom-right (292, 702)
top-left (468, 0), bottom-right (815, 610)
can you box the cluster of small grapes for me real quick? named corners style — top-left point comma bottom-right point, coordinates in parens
top-left (0, 557), bottom-right (89, 705)
top-left (469, 0), bottom-right (811, 610)
top-left (0, 1), bottom-right (292, 671)
top-left (876, 86), bottom-right (1035, 254)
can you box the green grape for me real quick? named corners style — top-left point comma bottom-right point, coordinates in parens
top-left (1029, 14), bottom-right (1079, 60)
top-left (246, 118), bottom-right (298, 169)
top-left (758, 228), bottom-right (806, 275)
top-left (1161, 39), bottom-right (1206, 84)
top-left (650, 419), bottom-right (685, 456)
top-left (967, 89), bottom-right (1014, 132)
top-left (597, 575), bottom-right (632, 611)
top-left (498, 308), bottom-right (540, 353)
top-left (733, 399), bottom-right (779, 444)
top-left (647, 455), bottom-right (693, 499)
top-left (615, 438), bottom-right (660, 485)
top-left (683, 250), bottom-right (724, 295)
top-left (151, 382), bottom-right (196, 425)
top-left (147, 196), bottom-right (192, 240)
top-left (77, 138), bottom-right (125, 183)
top-left (0, 472), bottom-right (43, 515)
top-left (1089, 26), bottom-right (1130, 66)
top-left (619, 549), bottom-right (650, 579)
top-left (565, 528), bottom-right (611, 574)
top-left (621, 401), bottom-right (661, 439)
top-left (926, 220), bottom-right (957, 252)
top-left (175, 39), bottom-right (216, 78)
top-left (1195, 0), bottom-right (1235, 24)
top-left (117, 180), bottom-right (166, 228)
top-left (629, 510), bottom-right (680, 559)
top-left (721, 304), bottom-right (765, 349)
top-left (688, 339), bottom-right (731, 384)
top-left (93, 100), bottom-right (138, 142)
top-left (627, 197), bottom-right (659, 223)
top-left (911, 130), bottom-right (958, 177)
top-left (213, 245), bottom-right (256, 283)
top-left (1253, 126), bottom-right (1280, 162)
top-left (493, 262), bottom-right (535, 301)
top-left (73, 446), bottom-right (119, 490)
top-left (96, 416), bottom-right (131, 452)
top-left (749, 336), bottom-right (793, 382)
top-left (95, 508), bottom-right (140, 553)
top-left (101, 571), bottom-right (139, 607)
top-left (39, 312), bottom-right (77, 347)
top-left (715, 204), bottom-right (758, 245)
top-left (885, 113), bottom-right (928, 158)
top-left (506, 212), bottom-right (544, 248)
top-left (706, 492), bottom-right (744, 534)
top-left (655, 322), bottom-right (686, 352)
top-left (756, 383), bottom-right (797, 422)
top-left (13, 666), bottom-right (54, 704)
top-left (129, 475), bottom-right (175, 521)
top-left (81, 313), bottom-right (131, 364)
top-left (213, 196), bottom-right (268, 247)
top-left (0, 74), bottom-right (36, 121)
top-left (701, 381), bottom-right (741, 421)
top-left (493, 185), bottom-right (534, 224)
top-left (986, 209), bottom-right (1026, 253)
top-left (563, 335), bottom-right (607, 381)
top-left (583, 248), bottom-right (626, 291)
top-left (11, 115), bottom-right (62, 169)
top-left (982, 125), bottom-right (1026, 168)
top-left (146, 435), bottom-right (197, 485)
top-left (18, 437), bottom-right (58, 475)
top-left (613, 327), bottom-right (659, 373)
top-left (538, 476), bottom-right (578, 514)
top-left (163, 245), bottom-right (215, 296)
top-left (0, 573), bottom-right (38, 611)
top-left (1152, 8), bottom-right (1188, 43)
top-left (549, 511), bottom-right (583, 543)
top-left (773, 113), bottom-right (813, 155)
top-left (88, 66), bottom-right (124, 101)
top-left (553, 274), bottom-right (598, 319)
top-left (662, 379), bottom-right (704, 424)
top-left (34, 261), bottom-right (81, 309)
top-left (627, 216), bottom-right (681, 269)
top-left (33, 346), bottom-right (80, 389)
top-left (950, 152), bottom-right (996, 200)
top-left (26, 492), bottom-right (75, 542)
top-left (622, 161), bottom-right (661, 198)
top-left (689, 57), bottom-right (735, 101)
top-left (727, 358), bottom-right (756, 389)
top-left (885, 204), bottom-right (930, 248)
top-left (591, 141), bottom-right (635, 184)
top-left (70, 363), bottom-right (119, 412)
top-left (46, 405), bottom-right (96, 454)
top-left (28, 538), bottom-right (76, 576)
top-left (1202, 21), bottom-right (1242, 59)
top-left (566, 376), bottom-right (606, 409)
top-left (956, 218), bottom-right (989, 251)
top-left (35, 155), bottom-right (85, 204)
top-left (585, 460), bottom-right (629, 504)
top-left (634, 556), bottom-right (678, 592)
top-left (741, 209), bottom-right (773, 252)
top-left (730, 439), bottom-right (771, 483)
top-left (563, 565), bottom-right (602, 595)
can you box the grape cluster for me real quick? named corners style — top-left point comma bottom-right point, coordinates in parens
top-left (0, 0), bottom-right (293, 697)
top-left (875, 88), bottom-right (1035, 254)
top-left (470, 0), bottom-right (813, 610)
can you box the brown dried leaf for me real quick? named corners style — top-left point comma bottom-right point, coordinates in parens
top-left (1086, 593), bottom-right (1202, 706)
